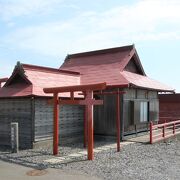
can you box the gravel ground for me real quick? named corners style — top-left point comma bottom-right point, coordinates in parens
top-left (0, 138), bottom-right (179, 180)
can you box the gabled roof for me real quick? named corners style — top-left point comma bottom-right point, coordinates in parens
top-left (60, 45), bottom-right (145, 86)
top-left (60, 45), bottom-right (174, 92)
top-left (61, 45), bottom-right (145, 73)
top-left (0, 62), bottom-right (81, 97)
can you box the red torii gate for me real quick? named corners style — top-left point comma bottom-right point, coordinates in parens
top-left (44, 82), bottom-right (106, 160)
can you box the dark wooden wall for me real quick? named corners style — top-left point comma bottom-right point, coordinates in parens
top-left (0, 90), bottom-right (159, 149)
top-left (34, 98), bottom-right (84, 145)
top-left (94, 88), bottom-right (159, 137)
top-left (0, 97), bottom-right (84, 149)
top-left (123, 88), bottom-right (159, 135)
top-left (94, 89), bottom-right (123, 136)
top-left (0, 98), bottom-right (33, 149)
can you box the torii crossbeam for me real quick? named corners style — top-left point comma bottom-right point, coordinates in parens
top-left (43, 82), bottom-right (106, 160)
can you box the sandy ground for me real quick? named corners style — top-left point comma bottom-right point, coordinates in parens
top-left (0, 160), bottom-right (100, 180)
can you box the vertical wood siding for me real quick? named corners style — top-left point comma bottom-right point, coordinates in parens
top-left (34, 98), bottom-right (84, 145)
top-left (0, 98), bottom-right (32, 149)
top-left (94, 89), bottom-right (123, 136)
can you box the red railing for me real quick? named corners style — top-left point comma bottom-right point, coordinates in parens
top-left (150, 120), bottom-right (180, 144)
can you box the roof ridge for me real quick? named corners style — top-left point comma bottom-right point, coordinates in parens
top-left (22, 63), bottom-right (80, 75)
top-left (66, 44), bottom-right (134, 60)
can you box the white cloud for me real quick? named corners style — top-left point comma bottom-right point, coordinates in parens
top-left (1, 0), bottom-right (180, 57)
top-left (131, 32), bottom-right (180, 41)
top-left (0, 0), bottom-right (63, 21)
top-left (87, 0), bottom-right (180, 35)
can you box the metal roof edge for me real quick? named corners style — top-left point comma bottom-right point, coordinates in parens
top-left (23, 63), bottom-right (80, 75)
top-left (129, 83), bottom-right (175, 92)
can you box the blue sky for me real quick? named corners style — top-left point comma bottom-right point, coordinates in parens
top-left (0, 0), bottom-right (180, 92)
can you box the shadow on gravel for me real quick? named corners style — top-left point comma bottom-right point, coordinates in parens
top-left (50, 159), bottom-right (88, 168)
top-left (0, 137), bottom-right (120, 170)
top-left (0, 150), bottom-right (49, 170)
top-left (0, 153), bottom-right (89, 170)
top-left (0, 146), bottom-right (91, 169)
top-left (124, 139), bottom-right (149, 144)
top-left (0, 157), bottom-right (48, 170)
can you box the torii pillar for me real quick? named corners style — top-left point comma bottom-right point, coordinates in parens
top-left (85, 90), bottom-right (94, 160)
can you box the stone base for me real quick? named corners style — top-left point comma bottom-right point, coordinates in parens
top-left (33, 138), bottom-right (53, 149)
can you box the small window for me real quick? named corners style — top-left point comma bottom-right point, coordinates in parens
top-left (140, 102), bottom-right (148, 122)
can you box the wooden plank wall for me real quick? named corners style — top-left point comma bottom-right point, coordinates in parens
top-left (94, 89), bottom-right (123, 136)
top-left (123, 88), bottom-right (159, 135)
top-left (34, 98), bottom-right (84, 145)
top-left (0, 123), bottom-right (10, 146)
top-left (0, 91), bottom-right (158, 148)
top-left (0, 98), bottom-right (33, 149)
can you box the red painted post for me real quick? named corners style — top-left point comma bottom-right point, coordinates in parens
top-left (87, 91), bottom-right (94, 160)
top-left (70, 91), bottom-right (74, 100)
top-left (150, 121), bottom-right (153, 144)
top-left (116, 92), bottom-right (120, 152)
top-left (53, 93), bottom-right (59, 155)
top-left (162, 124), bottom-right (165, 138)
top-left (84, 105), bottom-right (88, 148)
top-left (173, 123), bottom-right (176, 135)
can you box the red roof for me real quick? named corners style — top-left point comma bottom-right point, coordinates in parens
top-left (0, 63), bottom-right (81, 97)
top-left (60, 45), bottom-right (174, 92)
top-left (60, 45), bottom-right (134, 86)
top-left (0, 45), bottom-right (174, 98)
top-left (0, 84), bottom-right (32, 97)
